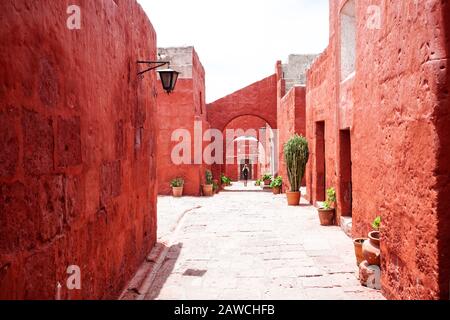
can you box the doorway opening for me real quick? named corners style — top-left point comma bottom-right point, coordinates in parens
top-left (315, 121), bottom-right (326, 202)
top-left (339, 129), bottom-right (352, 216)
top-left (239, 159), bottom-right (253, 180)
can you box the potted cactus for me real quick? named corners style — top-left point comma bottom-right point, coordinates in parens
top-left (270, 176), bottom-right (283, 194)
top-left (202, 170), bottom-right (214, 196)
top-left (170, 177), bottom-right (184, 197)
top-left (317, 187), bottom-right (336, 225)
top-left (284, 134), bottom-right (309, 205)
top-left (262, 173), bottom-right (273, 186)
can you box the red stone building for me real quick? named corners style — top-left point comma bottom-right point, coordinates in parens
top-left (208, 55), bottom-right (315, 185)
top-left (305, 0), bottom-right (450, 299)
top-left (207, 75), bottom-right (278, 181)
top-left (156, 47), bottom-right (210, 196)
top-left (0, 1), bottom-right (158, 299)
top-left (276, 55), bottom-right (316, 191)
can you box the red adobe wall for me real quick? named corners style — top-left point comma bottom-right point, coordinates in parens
top-left (208, 75), bottom-right (277, 182)
top-left (0, 0), bottom-right (157, 299)
top-left (156, 47), bottom-right (211, 196)
top-left (305, 44), bottom-right (337, 207)
top-left (438, 0), bottom-right (450, 301)
top-left (306, 0), bottom-right (450, 299)
top-left (207, 74), bottom-right (278, 131)
top-left (278, 86), bottom-right (307, 192)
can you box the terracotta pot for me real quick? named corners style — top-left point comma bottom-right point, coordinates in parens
top-left (318, 208), bottom-right (335, 226)
top-left (353, 238), bottom-right (367, 266)
top-left (272, 187), bottom-right (281, 194)
top-left (362, 231), bottom-right (381, 266)
top-left (202, 184), bottom-right (213, 196)
top-left (172, 186), bottom-right (183, 197)
top-left (264, 179), bottom-right (271, 186)
top-left (286, 191), bottom-right (301, 206)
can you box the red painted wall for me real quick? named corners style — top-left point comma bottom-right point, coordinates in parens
top-left (306, 0), bottom-right (450, 299)
top-left (0, 0), bottom-right (158, 299)
top-left (278, 86), bottom-right (306, 192)
top-left (207, 74), bottom-right (278, 131)
top-left (208, 75), bottom-right (277, 182)
top-left (156, 48), bottom-right (211, 196)
top-left (438, 0), bottom-right (450, 302)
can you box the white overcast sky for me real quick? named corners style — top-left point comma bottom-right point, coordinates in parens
top-left (137, 0), bottom-right (330, 103)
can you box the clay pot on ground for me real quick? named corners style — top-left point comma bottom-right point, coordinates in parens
top-left (286, 191), bottom-right (301, 206)
top-left (172, 186), bottom-right (183, 197)
top-left (202, 184), bottom-right (214, 196)
top-left (317, 208), bottom-right (335, 226)
top-left (264, 179), bottom-right (271, 186)
top-left (353, 238), bottom-right (367, 266)
top-left (272, 187), bottom-right (281, 195)
top-left (362, 231), bottom-right (381, 266)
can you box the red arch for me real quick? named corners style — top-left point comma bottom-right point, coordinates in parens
top-left (206, 74), bottom-right (278, 131)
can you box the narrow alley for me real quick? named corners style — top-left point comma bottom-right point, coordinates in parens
top-left (122, 183), bottom-right (383, 300)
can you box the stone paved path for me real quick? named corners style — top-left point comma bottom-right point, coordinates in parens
top-left (141, 183), bottom-right (384, 300)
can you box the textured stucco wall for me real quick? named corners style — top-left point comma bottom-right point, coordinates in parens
top-left (306, 0), bottom-right (450, 299)
top-left (207, 74), bottom-right (278, 131)
top-left (0, 0), bottom-right (158, 299)
top-left (156, 47), bottom-right (210, 196)
top-left (278, 86), bottom-right (307, 192)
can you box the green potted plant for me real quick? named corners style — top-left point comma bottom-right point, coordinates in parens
top-left (255, 179), bottom-right (261, 186)
top-left (270, 176), bottom-right (283, 194)
top-left (213, 180), bottom-right (219, 194)
top-left (202, 170), bottom-right (214, 196)
top-left (170, 177), bottom-right (184, 197)
top-left (317, 187), bottom-right (336, 225)
top-left (221, 174), bottom-right (231, 186)
top-left (262, 173), bottom-right (273, 186)
top-left (284, 134), bottom-right (309, 205)
top-left (213, 178), bottom-right (220, 192)
top-left (362, 216), bottom-right (381, 266)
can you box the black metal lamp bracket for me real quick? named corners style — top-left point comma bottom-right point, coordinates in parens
top-left (137, 61), bottom-right (170, 76)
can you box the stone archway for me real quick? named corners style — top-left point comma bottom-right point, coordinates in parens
top-left (206, 74), bottom-right (278, 131)
top-left (209, 113), bottom-right (275, 183)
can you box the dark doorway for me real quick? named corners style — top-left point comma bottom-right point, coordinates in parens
top-left (315, 122), bottom-right (326, 201)
top-left (240, 159), bottom-right (252, 180)
top-left (339, 129), bottom-right (352, 216)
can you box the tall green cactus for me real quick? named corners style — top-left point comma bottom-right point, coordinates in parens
top-left (283, 134), bottom-right (309, 192)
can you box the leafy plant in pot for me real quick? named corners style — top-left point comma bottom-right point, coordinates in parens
top-left (284, 134), bottom-right (309, 206)
top-left (362, 216), bottom-right (381, 266)
top-left (270, 176), bottom-right (283, 194)
top-left (213, 180), bottom-right (219, 194)
top-left (202, 170), bottom-right (214, 196)
top-left (262, 173), bottom-right (273, 186)
top-left (255, 179), bottom-right (261, 186)
top-left (317, 187), bottom-right (336, 225)
top-left (221, 174), bottom-right (232, 186)
top-left (170, 177), bottom-right (184, 197)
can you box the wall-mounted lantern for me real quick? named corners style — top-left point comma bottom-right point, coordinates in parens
top-left (137, 61), bottom-right (180, 94)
